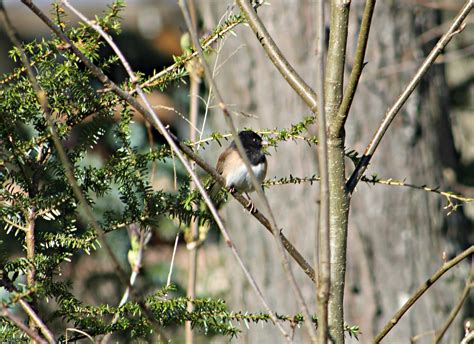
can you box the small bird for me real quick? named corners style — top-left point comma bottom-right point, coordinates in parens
top-left (209, 130), bottom-right (268, 210)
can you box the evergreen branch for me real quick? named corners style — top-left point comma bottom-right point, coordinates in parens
top-left (137, 13), bottom-right (245, 92)
top-left (264, 174), bottom-right (474, 211)
top-left (55, 2), bottom-right (291, 342)
top-left (22, 0), bottom-right (315, 296)
top-left (9, 0), bottom-right (129, 289)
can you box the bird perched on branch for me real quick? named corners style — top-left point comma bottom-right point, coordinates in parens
top-left (208, 130), bottom-right (268, 211)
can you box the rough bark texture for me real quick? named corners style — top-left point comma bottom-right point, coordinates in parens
top-left (198, 1), bottom-right (469, 343)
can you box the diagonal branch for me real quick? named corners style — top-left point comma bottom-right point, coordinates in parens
top-left (346, 0), bottom-right (473, 194)
top-left (373, 245), bottom-right (474, 343)
top-left (433, 259), bottom-right (474, 343)
top-left (236, 0), bottom-right (319, 114)
top-left (0, 305), bottom-right (48, 344)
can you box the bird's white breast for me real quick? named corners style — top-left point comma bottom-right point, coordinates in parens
top-left (226, 162), bottom-right (266, 193)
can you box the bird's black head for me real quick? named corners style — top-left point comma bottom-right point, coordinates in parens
top-left (238, 130), bottom-right (264, 150)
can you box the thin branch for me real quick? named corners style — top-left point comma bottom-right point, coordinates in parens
top-left (185, 4), bottom-right (200, 341)
top-left (53, 0), bottom-right (291, 341)
top-left (0, 305), bottom-right (48, 344)
top-left (18, 299), bottom-right (55, 344)
top-left (362, 176), bottom-right (474, 213)
top-left (333, 0), bottom-right (376, 136)
top-left (265, 174), bottom-right (474, 209)
top-left (373, 245), bottom-right (474, 343)
top-left (346, 0), bottom-right (473, 194)
top-left (137, 14), bottom-right (244, 92)
top-left (180, 0), bottom-right (317, 341)
top-left (167, 233), bottom-right (180, 288)
top-left (236, 0), bottom-right (319, 114)
top-left (433, 259), bottom-right (474, 343)
top-left (25, 207), bottom-right (36, 290)
top-left (315, 1), bottom-right (330, 343)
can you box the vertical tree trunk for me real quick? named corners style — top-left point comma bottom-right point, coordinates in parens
top-left (198, 1), bottom-right (468, 343)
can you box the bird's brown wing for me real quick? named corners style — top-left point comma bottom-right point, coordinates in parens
top-left (215, 146), bottom-right (234, 175)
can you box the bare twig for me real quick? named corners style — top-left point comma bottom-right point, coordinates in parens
top-left (315, 1), bottom-right (330, 343)
top-left (347, 0), bottom-right (473, 194)
top-left (0, 305), bottom-right (48, 344)
top-left (25, 207), bottom-right (36, 292)
top-left (18, 299), bottom-right (55, 344)
top-left (433, 259), bottom-right (474, 343)
top-left (185, 4), bottom-right (201, 341)
top-left (236, 0), bottom-right (318, 115)
top-left (180, 0), bottom-right (317, 341)
top-left (54, 0), bottom-right (291, 340)
top-left (373, 245), bottom-right (474, 343)
top-left (333, 0), bottom-right (376, 136)
top-left (167, 233), bottom-right (180, 288)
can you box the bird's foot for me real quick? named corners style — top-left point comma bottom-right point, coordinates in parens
top-left (244, 193), bottom-right (257, 213)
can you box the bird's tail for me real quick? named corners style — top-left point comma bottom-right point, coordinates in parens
top-left (205, 179), bottom-right (227, 210)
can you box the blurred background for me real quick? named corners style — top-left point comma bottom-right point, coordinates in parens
top-left (1, 0), bottom-right (473, 343)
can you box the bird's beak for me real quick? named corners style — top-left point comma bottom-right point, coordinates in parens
top-left (261, 140), bottom-right (269, 147)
